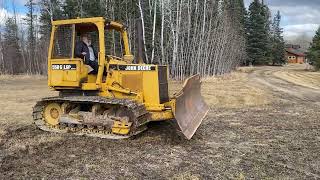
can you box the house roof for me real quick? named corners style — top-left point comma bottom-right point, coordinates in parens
top-left (285, 44), bottom-right (301, 49)
top-left (286, 48), bottom-right (306, 57)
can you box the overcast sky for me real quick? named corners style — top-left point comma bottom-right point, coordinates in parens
top-left (245, 0), bottom-right (320, 41)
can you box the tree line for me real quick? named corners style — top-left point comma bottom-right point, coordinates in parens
top-left (0, 0), bottom-right (287, 78)
top-left (307, 27), bottom-right (320, 70)
top-left (246, 0), bottom-right (285, 66)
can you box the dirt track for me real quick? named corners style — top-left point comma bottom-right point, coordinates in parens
top-left (251, 66), bottom-right (320, 105)
top-left (0, 65), bottom-right (320, 179)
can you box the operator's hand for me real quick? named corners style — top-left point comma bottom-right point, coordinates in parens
top-left (82, 52), bottom-right (87, 55)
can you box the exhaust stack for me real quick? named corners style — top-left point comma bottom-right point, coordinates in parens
top-left (135, 19), bottom-right (146, 64)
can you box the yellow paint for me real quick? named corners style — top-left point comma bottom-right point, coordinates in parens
top-left (47, 17), bottom-right (175, 122)
top-left (112, 121), bottom-right (132, 135)
top-left (150, 111), bottom-right (174, 121)
top-left (44, 103), bottom-right (62, 126)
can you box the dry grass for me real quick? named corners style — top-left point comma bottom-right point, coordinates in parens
top-left (171, 172), bottom-right (200, 180)
top-left (170, 72), bottom-right (272, 108)
top-left (273, 65), bottom-right (320, 90)
top-left (0, 74), bottom-right (45, 81)
top-left (236, 66), bottom-right (255, 73)
top-left (0, 76), bottom-right (57, 127)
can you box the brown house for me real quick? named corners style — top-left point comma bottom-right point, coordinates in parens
top-left (285, 44), bottom-right (306, 64)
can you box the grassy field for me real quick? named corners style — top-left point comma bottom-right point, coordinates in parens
top-left (0, 64), bottom-right (319, 179)
top-left (0, 71), bottom-right (271, 128)
top-left (0, 76), bottom-right (56, 127)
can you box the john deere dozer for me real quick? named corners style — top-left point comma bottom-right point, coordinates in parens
top-left (32, 17), bottom-right (209, 139)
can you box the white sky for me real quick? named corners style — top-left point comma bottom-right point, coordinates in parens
top-left (245, 0), bottom-right (320, 41)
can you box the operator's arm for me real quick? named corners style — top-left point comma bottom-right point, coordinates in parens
top-left (75, 42), bottom-right (85, 59)
top-left (93, 46), bottom-right (98, 59)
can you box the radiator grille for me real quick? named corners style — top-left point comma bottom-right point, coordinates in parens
top-left (158, 66), bottom-right (169, 103)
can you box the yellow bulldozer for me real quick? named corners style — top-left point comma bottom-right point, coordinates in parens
top-left (32, 17), bottom-right (209, 139)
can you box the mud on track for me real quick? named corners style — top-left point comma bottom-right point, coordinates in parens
top-left (0, 65), bottom-right (320, 179)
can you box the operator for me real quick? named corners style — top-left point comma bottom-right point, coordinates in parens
top-left (75, 33), bottom-right (99, 74)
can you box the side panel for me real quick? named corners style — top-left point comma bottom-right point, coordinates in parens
top-left (109, 64), bottom-right (170, 105)
top-left (142, 67), bottom-right (160, 105)
top-left (158, 66), bottom-right (169, 103)
top-left (49, 60), bottom-right (83, 87)
top-left (121, 72), bottom-right (143, 92)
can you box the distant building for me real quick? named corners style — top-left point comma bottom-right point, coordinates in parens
top-left (285, 44), bottom-right (306, 64)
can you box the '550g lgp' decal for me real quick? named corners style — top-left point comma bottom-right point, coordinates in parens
top-left (52, 64), bottom-right (77, 70)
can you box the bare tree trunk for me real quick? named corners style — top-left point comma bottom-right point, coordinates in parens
top-left (138, 0), bottom-right (149, 63)
top-left (151, 0), bottom-right (157, 64)
top-left (160, 0), bottom-right (165, 65)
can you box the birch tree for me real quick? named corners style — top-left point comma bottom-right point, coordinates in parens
top-left (1, 0), bottom-right (249, 78)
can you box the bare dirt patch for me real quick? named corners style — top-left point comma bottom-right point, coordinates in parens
top-left (0, 65), bottom-right (320, 179)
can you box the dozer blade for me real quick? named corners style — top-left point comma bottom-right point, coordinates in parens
top-left (174, 74), bottom-right (209, 139)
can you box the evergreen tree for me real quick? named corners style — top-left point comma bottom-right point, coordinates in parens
top-left (62, 0), bottom-right (81, 19)
top-left (39, 0), bottom-right (63, 38)
top-left (62, 0), bottom-right (106, 19)
top-left (3, 17), bottom-right (23, 74)
top-left (237, 0), bottom-right (247, 27)
top-left (246, 0), bottom-right (271, 65)
top-left (25, 0), bottom-right (36, 47)
top-left (307, 27), bottom-right (320, 70)
top-left (236, 0), bottom-right (248, 65)
top-left (271, 11), bottom-right (285, 65)
top-left (261, 2), bottom-right (273, 64)
top-left (24, 0), bottom-right (37, 73)
top-left (83, 0), bottom-right (106, 17)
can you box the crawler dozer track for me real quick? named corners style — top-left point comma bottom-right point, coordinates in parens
top-left (32, 96), bottom-right (150, 139)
